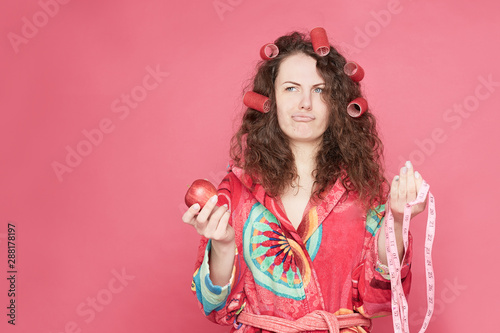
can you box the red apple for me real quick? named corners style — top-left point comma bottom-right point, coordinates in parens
top-left (185, 179), bottom-right (218, 209)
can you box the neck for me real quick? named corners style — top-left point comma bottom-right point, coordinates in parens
top-left (290, 140), bottom-right (321, 178)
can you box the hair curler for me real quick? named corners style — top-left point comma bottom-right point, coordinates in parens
top-left (347, 97), bottom-right (368, 117)
top-left (344, 61), bottom-right (365, 82)
top-left (260, 43), bottom-right (279, 60)
top-left (243, 91), bottom-right (271, 113)
top-left (310, 27), bottom-right (330, 56)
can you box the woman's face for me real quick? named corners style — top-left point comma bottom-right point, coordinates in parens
top-left (274, 52), bottom-right (329, 147)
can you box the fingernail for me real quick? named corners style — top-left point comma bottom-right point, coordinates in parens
top-left (222, 204), bottom-right (228, 209)
top-left (395, 175), bottom-right (400, 181)
top-left (405, 160), bottom-right (412, 169)
top-left (210, 195), bottom-right (218, 203)
top-left (192, 203), bottom-right (200, 210)
top-left (402, 166), bottom-right (407, 174)
top-left (415, 171), bottom-right (421, 179)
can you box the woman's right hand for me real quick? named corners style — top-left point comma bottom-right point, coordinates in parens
top-left (183, 194), bottom-right (235, 286)
top-left (182, 194), bottom-right (235, 246)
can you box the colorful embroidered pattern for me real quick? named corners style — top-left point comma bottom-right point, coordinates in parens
top-left (301, 206), bottom-right (320, 242)
top-left (299, 206), bottom-right (323, 262)
top-left (243, 202), bottom-right (307, 300)
top-left (365, 204), bottom-right (385, 236)
top-left (375, 259), bottom-right (391, 280)
top-left (305, 223), bottom-right (322, 261)
top-left (192, 240), bottom-right (234, 315)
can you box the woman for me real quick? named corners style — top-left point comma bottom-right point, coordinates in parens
top-left (182, 29), bottom-right (427, 332)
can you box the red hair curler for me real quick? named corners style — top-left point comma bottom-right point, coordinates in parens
top-left (310, 27), bottom-right (330, 56)
top-left (344, 61), bottom-right (365, 82)
top-left (347, 97), bottom-right (368, 117)
top-left (243, 91), bottom-right (271, 113)
top-left (260, 43), bottom-right (279, 60)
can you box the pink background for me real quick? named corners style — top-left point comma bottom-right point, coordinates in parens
top-left (1, 0), bottom-right (499, 332)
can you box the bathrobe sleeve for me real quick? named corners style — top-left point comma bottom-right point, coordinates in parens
top-left (190, 171), bottom-right (247, 326)
top-left (352, 203), bottom-right (413, 318)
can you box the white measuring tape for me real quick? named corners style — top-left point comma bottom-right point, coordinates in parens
top-left (384, 181), bottom-right (436, 332)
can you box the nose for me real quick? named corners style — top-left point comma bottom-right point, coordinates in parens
top-left (299, 91), bottom-right (312, 110)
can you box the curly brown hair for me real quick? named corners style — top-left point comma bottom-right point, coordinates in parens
top-left (229, 30), bottom-right (388, 209)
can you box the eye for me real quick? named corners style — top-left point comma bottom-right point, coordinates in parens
top-left (285, 86), bottom-right (297, 92)
top-left (314, 87), bottom-right (324, 93)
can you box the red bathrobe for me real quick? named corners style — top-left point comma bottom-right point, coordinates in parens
top-left (191, 163), bottom-right (412, 332)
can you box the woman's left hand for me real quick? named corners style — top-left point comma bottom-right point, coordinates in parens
top-left (389, 160), bottom-right (427, 223)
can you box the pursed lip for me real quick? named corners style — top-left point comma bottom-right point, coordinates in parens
top-left (291, 113), bottom-right (315, 121)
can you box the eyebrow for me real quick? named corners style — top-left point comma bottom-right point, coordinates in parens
top-left (281, 81), bottom-right (325, 87)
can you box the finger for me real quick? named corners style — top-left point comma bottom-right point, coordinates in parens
top-left (182, 203), bottom-right (201, 225)
top-left (398, 165), bottom-right (408, 205)
top-left (389, 174), bottom-right (400, 215)
top-left (414, 170), bottom-right (424, 192)
top-left (204, 204), bottom-right (229, 237)
top-left (196, 194), bottom-right (219, 225)
top-left (405, 161), bottom-right (417, 202)
top-left (414, 170), bottom-right (427, 210)
top-left (390, 174), bottom-right (400, 201)
top-left (214, 209), bottom-right (232, 240)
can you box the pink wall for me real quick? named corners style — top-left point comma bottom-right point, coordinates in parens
top-left (1, 0), bottom-right (498, 332)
